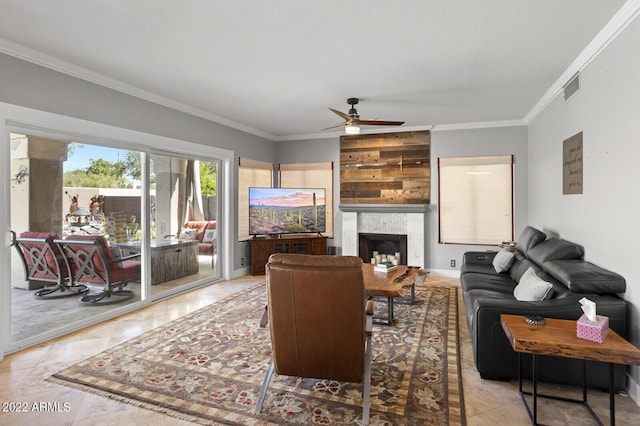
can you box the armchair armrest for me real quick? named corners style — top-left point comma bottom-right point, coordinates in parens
top-left (111, 253), bottom-right (141, 264)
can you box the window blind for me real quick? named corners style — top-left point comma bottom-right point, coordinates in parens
top-left (279, 161), bottom-right (333, 238)
top-left (238, 157), bottom-right (273, 241)
top-left (438, 155), bottom-right (513, 245)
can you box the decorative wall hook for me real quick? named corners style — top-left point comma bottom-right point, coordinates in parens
top-left (12, 165), bottom-right (29, 184)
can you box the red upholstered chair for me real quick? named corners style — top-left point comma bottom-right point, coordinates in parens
top-left (182, 220), bottom-right (217, 267)
top-left (254, 253), bottom-right (374, 425)
top-left (13, 231), bottom-right (88, 299)
top-left (182, 220), bottom-right (217, 255)
top-left (55, 235), bottom-right (139, 305)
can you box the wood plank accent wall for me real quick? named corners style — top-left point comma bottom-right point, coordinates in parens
top-left (340, 131), bottom-right (430, 204)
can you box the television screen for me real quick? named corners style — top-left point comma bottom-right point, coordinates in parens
top-left (249, 187), bottom-right (326, 235)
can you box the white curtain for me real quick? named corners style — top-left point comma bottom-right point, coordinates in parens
top-left (183, 160), bottom-right (204, 223)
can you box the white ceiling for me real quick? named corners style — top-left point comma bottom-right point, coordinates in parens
top-left (0, 1), bottom-right (634, 140)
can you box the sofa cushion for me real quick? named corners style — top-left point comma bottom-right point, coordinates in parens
top-left (492, 249), bottom-right (515, 273)
top-left (461, 262), bottom-right (501, 276)
top-left (461, 272), bottom-right (516, 293)
top-left (198, 242), bottom-right (214, 255)
top-left (509, 251), bottom-right (543, 283)
top-left (516, 226), bottom-right (546, 256)
top-left (544, 260), bottom-right (626, 294)
top-left (513, 268), bottom-right (554, 301)
top-left (528, 238), bottom-right (584, 265)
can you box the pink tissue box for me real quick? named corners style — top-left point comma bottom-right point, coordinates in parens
top-left (576, 314), bottom-right (609, 343)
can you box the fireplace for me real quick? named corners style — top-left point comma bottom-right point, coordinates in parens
top-left (359, 233), bottom-right (407, 265)
top-left (341, 209), bottom-right (425, 268)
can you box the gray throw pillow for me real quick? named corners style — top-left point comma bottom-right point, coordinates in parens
top-left (492, 248), bottom-right (515, 273)
top-left (513, 268), bottom-right (554, 301)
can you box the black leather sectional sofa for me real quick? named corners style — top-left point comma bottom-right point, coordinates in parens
top-left (460, 226), bottom-right (629, 390)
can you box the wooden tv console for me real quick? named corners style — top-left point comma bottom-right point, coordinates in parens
top-left (250, 235), bottom-right (328, 275)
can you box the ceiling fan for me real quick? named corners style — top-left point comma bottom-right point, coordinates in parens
top-left (324, 98), bottom-right (405, 134)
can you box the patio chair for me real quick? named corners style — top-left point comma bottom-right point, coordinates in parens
top-left (13, 231), bottom-right (88, 299)
top-left (254, 253), bottom-right (374, 425)
top-left (55, 235), bottom-right (139, 305)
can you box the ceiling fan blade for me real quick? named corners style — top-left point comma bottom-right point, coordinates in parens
top-left (329, 108), bottom-right (352, 121)
top-left (359, 119), bottom-right (405, 126)
top-left (322, 122), bottom-right (349, 130)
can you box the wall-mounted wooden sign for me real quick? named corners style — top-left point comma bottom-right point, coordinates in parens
top-left (340, 130), bottom-right (430, 204)
top-left (563, 131), bottom-right (583, 195)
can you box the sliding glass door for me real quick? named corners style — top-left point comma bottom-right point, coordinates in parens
top-left (8, 132), bottom-right (221, 349)
top-left (148, 154), bottom-right (220, 298)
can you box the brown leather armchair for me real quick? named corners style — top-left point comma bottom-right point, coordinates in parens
top-left (254, 253), bottom-right (374, 425)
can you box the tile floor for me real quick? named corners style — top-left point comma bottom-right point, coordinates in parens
top-left (1, 275), bottom-right (639, 425)
top-left (10, 248), bottom-right (218, 343)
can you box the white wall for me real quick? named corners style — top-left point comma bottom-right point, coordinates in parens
top-left (528, 14), bottom-right (640, 400)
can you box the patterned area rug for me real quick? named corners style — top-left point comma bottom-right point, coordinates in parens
top-left (50, 282), bottom-right (465, 425)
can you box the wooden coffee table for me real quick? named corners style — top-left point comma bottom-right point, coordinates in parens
top-left (500, 314), bottom-right (640, 426)
top-left (362, 264), bottom-right (424, 325)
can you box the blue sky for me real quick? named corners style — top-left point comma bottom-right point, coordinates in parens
top-left (65, 144), bottom-right (129, 171)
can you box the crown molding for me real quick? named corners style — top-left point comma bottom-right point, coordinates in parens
top-left (431, 119), bottom-right (525, 132)
top-left (0, 38), bottom-right (276, 141)
top-left (274, 120), bottom-right (525, 141)
top-left (524, 0), bottom-right (640, 124)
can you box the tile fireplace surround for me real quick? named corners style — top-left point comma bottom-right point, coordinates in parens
top-left (340, 205), bottom-right (425, 268)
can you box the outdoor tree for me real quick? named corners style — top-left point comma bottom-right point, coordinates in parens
top-left (64, 150), bottom-right (215, 195)
top-left (64, 150), bottom-right (141, 188)
top-left (64, 169), bottom-right (126, 188)
top-left (122, 151), bottom-right (141, 181)
top-left (65, 158), bottom-right (129, 188)
top-left (200, 161), bottom-right (217, 196)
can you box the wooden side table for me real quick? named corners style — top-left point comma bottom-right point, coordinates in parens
top-left (500, 314), bottom-right (640, 426)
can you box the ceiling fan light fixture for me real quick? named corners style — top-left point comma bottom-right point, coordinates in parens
top-left (324, 98), bottom-right (404, 133)
top-left (345, 124), bottom-right (360, 134)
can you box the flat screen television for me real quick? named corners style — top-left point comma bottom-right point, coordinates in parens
top-left (249, 187), bottom-right (326, 236)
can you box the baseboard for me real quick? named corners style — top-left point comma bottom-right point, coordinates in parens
top-left (428, 268), bottom-right (460, 278)
top-left (230, 267), bottom-right (251, 279)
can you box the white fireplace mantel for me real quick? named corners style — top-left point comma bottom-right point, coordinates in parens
top-left (339, 204), bottom-right (428, 214)
top-left (341, 210), bottom-right (425, 268)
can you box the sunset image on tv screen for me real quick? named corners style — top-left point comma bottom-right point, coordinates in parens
top-left (249, 188), bottom-right (326, 235)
